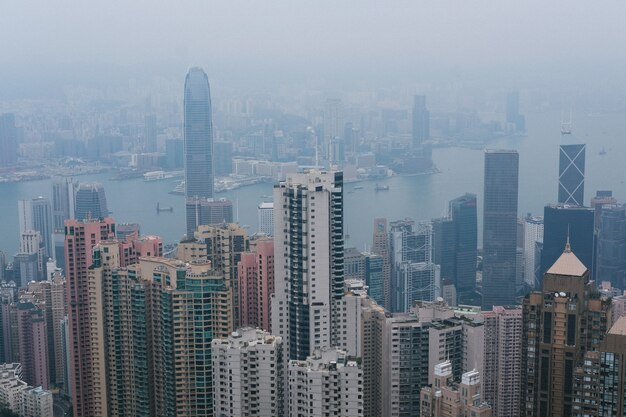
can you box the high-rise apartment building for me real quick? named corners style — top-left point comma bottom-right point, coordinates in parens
top-left (420, 362), bottom-right (492, 417)
top-left (212, 328), bottom-right (284, 417)
top-left (372, 218), bottom-right (391, 310)
top-left (412, 95), bottom-right (430, 147)
top-left (288, 348), bottom-right (363, 417)
top-left (271, 170), bottom-right (344, 361)
top-left (558, 143), bottom-right (586, 207)
top-left (572, 315), bottom-right (626, 416)
top-left (65, 218), bottom-right (115, 417)
top-left (522, 242), bottom-right (612, 417)
top-left (0, 363), bottom-right (53, 417)
top-left (482, 306), bottom-right (523, 417)
top-left (258, 201), bottom-right (274, 236)
top-left (482, 150), bottom-right (519, 309)
top-left (238, 238), bottom-right (274, 330)
top-left (0, 113), bottom-right (18, 167)
top-left (524, 216), bottom-right (544, 288)
top-left (74, 183), bottom-right (108, 221)
top-left (184, 67), bottom-right (214, 200)
top-left (540, 204), bottom-right (595, 283)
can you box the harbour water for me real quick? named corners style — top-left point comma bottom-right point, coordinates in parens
top-left (1, 110), bottom-right (625, 256)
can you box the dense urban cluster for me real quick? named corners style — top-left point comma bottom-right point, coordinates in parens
top-left (0, 67), bottom-right (625, 417)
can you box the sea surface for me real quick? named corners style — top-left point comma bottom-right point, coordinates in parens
top-left (1, 110), bottom-right (625, 256)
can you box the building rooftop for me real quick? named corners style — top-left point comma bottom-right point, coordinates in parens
top-left (608, 315), bottom-right (626, 336)
top-left (546, 241), bottom-right (588, 276)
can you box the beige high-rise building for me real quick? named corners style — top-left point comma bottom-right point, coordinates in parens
top-left (420, 361), bottom-right (491, 417)
top-left (522, 242), bottom-right (612, 417)
top-left (482, 306), bottom-right (523, 417)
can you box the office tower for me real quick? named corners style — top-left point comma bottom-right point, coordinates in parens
top-left (450, 193), bottom-right (478, 297)
top-left (432, 217), bottom-right (456, 283)
top-left (539, 204), bottom-right (595, 283)
top-left (323, 99), bottom-right (343, 159)
top-left (185, 197), bottom-right (233, 238)
top-left (389, 220), bottom-right (439, 312)
top-left (364, 253), bottom-right (384, 307)
top-left (372, 218), bottom-right (391, 310)
top-left (257, 201), bottom-right (274, 236)
top-left (52, 177), bottom-right (76, 231)
top-left (65, 218), bottom-right (115, 417)
top-left (165, 138), bottom-right (184, 169)
top-left (211, 328), bottom-right (284, 417)
top-left (482, 150), bottom-right (519, 309)
top-left (74, 183), bottom-right (108, 221)
top-left (573, 316), bottom-right (626, 416)
top-left (558, 143), bottom-right (586, 207)
top-left (523, 216), bottom-right (544, 288)
top-left (590, 190), bottom-right (617, 233)
top-left (505, 91), bottom-right (525, 133)
top-left (184, 67), bottom-right (214, 201)
top-left (193, 223), bottom-right (249, 327)
top-left (237, 238), bottom-right (274, 330)
top-left (596, 204), bottom-right (626, 289)
top-left (18, 198), bottom-right (53, 259)
top-left (288, 348), bottom-right (363, 417)
top-left (214, 141), bottom-right (233, 175)
top-left (140, 256), bottom-right (232, 416)
top-left (0, 113), bottom-right (18, 167)
top-left (412, 95), bottom-right (430, 148)
top-left (13, 231), bottom-right (45, 286)
top-left (420, 362), bottom-right (492, 417)
top-left (482, 306), bottom-right (523, 417)
top-left (271, 170), bottom-right (344, 361)
top-left (344, 247), bottom-right (366, 281)
top-left (144, 114), bottom-right (157, 152)
top-left (522, 243), bottom-right (612, 416)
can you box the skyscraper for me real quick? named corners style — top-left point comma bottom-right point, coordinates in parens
top-left (523, 215), bottom-right (544, 288)
top-left (184, 67), bottom-right (213, 200)
top-left (144, 114), bottom-right (157, 152)
top-left (65, 218), bottom-right (115, 417)
top-left (257, 201), bottom-right (274, 236)
top-left (0, 113), bottom-right (18, 167)
top-left (74, 183), bottom-right (108, 221)
top-left (540, 204), bottom-right (595, 283)
top-left (52, 177), bottom-right (76, 231)
top-left (596, 204), bottom-right (626, 289)
top-left (323, 99), bottom-right (343, 160)
top-left (505, 91), bottom-right (525, 133)
top-left (412, 95), bottom-right (430, 148)
top-left (522, 242), bottom-right (612, 417)
top-left (18, 198), bottom-right (53, 259)
top-left (482, 150), bottom-right (519, 309)
top-left (450, 193), bottom-right (478, 297)
top-left (184, 197), bottom-right (233, 238)
top-left (237, 238), bottom-right (274, 331)
top-left (372, 218), bottom-right (391, 310)
top-left (558, 144), bottom-right (586, 206)
top-left (271, 170), bottom-right (344, 361)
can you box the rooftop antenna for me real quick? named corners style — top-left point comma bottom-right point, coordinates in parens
top-left (565, 224), bottom-right (571, 252)
top-left (561, 108), bottom-right (573, 135)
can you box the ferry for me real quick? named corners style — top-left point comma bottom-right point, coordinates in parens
top-left (354, 185), bottom-right (364, 190)
top-left (375, 184), bottom-right (390, 191)
top-left (144, 170), bottom-right (184, 182)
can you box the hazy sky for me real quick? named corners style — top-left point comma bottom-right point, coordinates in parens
top-left (2, 1), bottom-right (626, 96)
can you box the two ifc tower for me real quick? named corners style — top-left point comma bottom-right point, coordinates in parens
top-left (183, 67), bottom-right (233, 237)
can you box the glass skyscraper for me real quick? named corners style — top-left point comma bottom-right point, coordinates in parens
top-left (482, 150), bottom-right (519, 309)
top-left (183, 67), bottom-right (213, 200)
top-left (558, 143), bottom-right (586, 206)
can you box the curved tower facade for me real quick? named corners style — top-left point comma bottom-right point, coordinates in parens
top-left (184, 67), bottom-right (213, 200)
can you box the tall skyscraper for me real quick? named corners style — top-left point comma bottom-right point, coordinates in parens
top-left (271, 170), bottom-right (344, 361)
top-left (257, 201), bottom-right (274, 236)
top-left (184, 67), bottom-right (213, 200)
top-left (185, 197), bottom-right (233, 237)
top-left (65, 218), bottom-right (115, 417)
top-left (18, 198), bottom-right (53, 259)
top-left (596, 204), bottom-right (626, 289)
top-left (522, 242), bottom-right (612, 416)
top-left (505, 91), bottom-right (525, 133)
top-left (0, 113), bottom-right (18, 167)
top-left (144, 114), bottom-right (157, 152)
top-left (412, 95), bottom-right (430, 148)
top-left (558, 143), bottom-right (586, 206)
top-left (482, 150), bottom-right (519, 309)
top-left (52, 177), bottom-right (76, 231)
top-left (450, 193), bottom-right (478, 297)
top-left (323, 99), bottom-right (343, 160)
top-left (74, 183), bottom-right (108, 221)
top-left (372, 218), bottom-right (391, 310)
top-left (523, 215), bottom-right (544, 288)
top-left (540, 204), bottom-right (595, 284)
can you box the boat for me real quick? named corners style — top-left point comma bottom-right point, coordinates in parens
top-left (169, 181), bottom-right (185, 195)
top-left (156, 202), bottom-right (174, 213)
top-left (375, 184), bottom-right (390, 191)
top-left (144, 170), bottom-right (184, 182)
top-left (354, 185), bottom-right (364, 190)
top-left (599, 147), bottom-right (607, 156)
